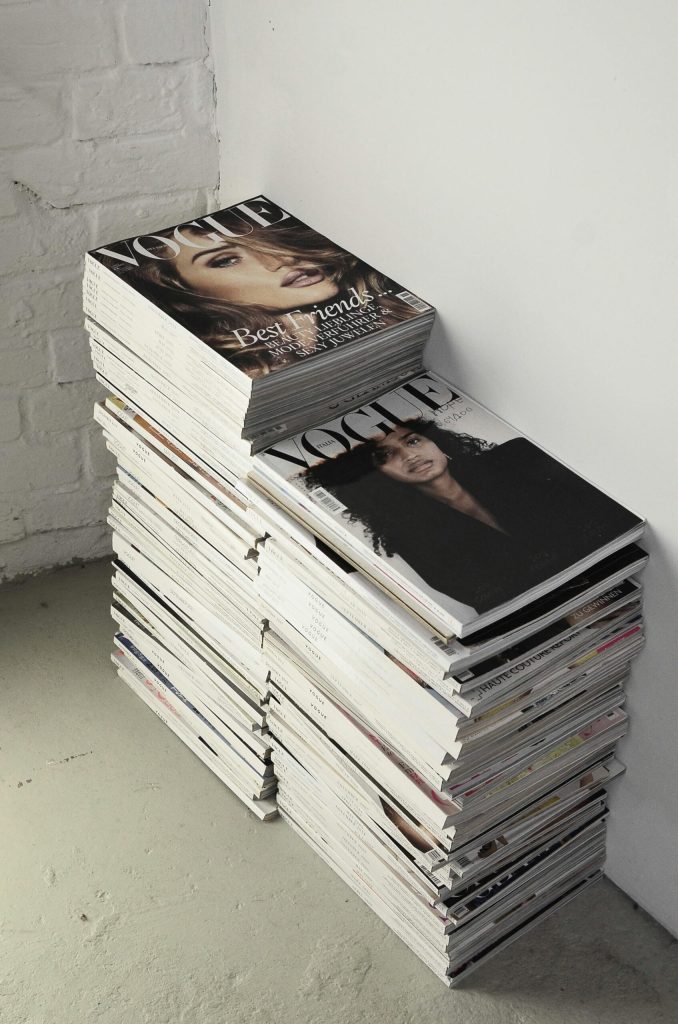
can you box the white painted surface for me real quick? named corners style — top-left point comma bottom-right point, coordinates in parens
top-left (209, 1), bottom-right (678, 935)
top-left (0, 0), bottom-right (220, 580)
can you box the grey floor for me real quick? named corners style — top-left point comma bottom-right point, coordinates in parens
top-left (1, 561), bottom-right (677, 1024)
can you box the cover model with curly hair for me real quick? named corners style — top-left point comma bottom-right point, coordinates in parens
top-left (303, 418), bottom-right (641, 614)
top-left (255, 372), bottom-right (644, 634)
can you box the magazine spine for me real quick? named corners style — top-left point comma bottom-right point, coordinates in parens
top-left (109, 500), bottom-right (261, 643)
top-left (97, 399), bottom-right (256, 535)
top-left (84, 255), bottom-right (253, 394)
top-left (89, 321), bottom-right (249, 439)
top-left (91, 342), bottom-right (251, 468)
top-left (112, 565), bottom-right (267, 720)
top-left (112, 654), bottom-right (276, 819)
top-left (258, 563), bottom-right (463, 740)
top-left (109, 528), bottom-right (267, 690)
top-left (265, 640), bottom-right (448, 787)
top-left (112, 477), bottom-right (253, 599)
top-left (267, 681), bottom-right (458, 833)
top-left (258, 537), bottom-right (451, 682)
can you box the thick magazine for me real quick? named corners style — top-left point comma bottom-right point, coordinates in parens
top-left (87, 195), bottom-right (433, 382)
top-left (253, 372), bottom-right (645, 637)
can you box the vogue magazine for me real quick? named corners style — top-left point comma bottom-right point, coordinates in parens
top-left (88, 195), bottom-right (433, 381)
top-left (253, 372), bottom-right (645, 636)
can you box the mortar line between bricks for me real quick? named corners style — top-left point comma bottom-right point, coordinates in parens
top-left (1, 0), bottom-right (218, 579)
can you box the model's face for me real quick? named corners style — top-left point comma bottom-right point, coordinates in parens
top-left (372, 426), bottom-right (448, 485)
top-left (172, 236), bottom-right (340, 309)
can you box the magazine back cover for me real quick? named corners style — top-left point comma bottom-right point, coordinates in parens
top-left (89, 195), bottom-right (433, 380)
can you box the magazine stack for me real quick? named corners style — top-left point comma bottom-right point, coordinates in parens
top-left (250, 371), bottom-right (646, 985)
top-left (86, 204), bottom-right (647, 986)
top-left (84, 195), bottom-right (435, 460)
top-left (95, 391), bottom-right (284, 819)
top-left (85, 197), bottom-right (434, 825)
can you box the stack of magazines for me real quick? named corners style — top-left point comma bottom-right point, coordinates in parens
top-left (251, 372), bottom-right (646, 984)
top-left (85, 197), bottom-right (434, 824)
top-left (84, 195), bottom-right (435, 458)
top-left (96, 394), bottom-right (278, 820)
top-left (85, 202), bottom-right (646, 986)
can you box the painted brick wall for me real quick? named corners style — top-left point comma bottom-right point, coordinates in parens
top-left (0, 0), bottom-right (220, 581)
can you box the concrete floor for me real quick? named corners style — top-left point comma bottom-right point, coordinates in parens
top-left (1, 561), bottom-right (677, 1024)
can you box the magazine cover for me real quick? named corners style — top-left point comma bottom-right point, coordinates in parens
top-left (254, 372), bottom-right (644, 632)
top-left (89, 195), bottom-right (433, 380)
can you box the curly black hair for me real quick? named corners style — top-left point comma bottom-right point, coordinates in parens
top-left (303, 418), bottom-right (495, 556)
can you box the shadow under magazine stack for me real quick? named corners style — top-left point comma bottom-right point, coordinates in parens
top-left (85, 199), bottom-right (647, 986)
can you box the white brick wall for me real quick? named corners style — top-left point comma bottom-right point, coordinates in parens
top-left (0, 0), bottom-right (220, 581)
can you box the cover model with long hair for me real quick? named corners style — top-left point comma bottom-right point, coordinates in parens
top-left (86, 195), bottom-right (433, 381)
top-left (252, 372), bottom-right (645, 638)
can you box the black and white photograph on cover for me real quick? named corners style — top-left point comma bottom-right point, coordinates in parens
top-left (260, 374), bottom-right (644, 624)
top-left (91, 197), bottom-right (430, 379)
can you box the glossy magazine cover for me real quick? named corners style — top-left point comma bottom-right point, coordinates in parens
top-left (89, 195), bottom-right (432, 380)
top-left (254, 372), bottom-right (644, 629)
